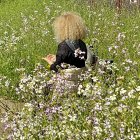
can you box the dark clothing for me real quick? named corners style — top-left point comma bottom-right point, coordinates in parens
top-left (50, 39), bottom-right (87, 72)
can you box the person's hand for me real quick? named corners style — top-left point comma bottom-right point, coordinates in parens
top-left (42, 54), bottom-right (56, 65)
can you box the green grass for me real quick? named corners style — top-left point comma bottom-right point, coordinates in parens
top-left (0, 0), bottom-right (53, 81)
top-left (0, 0), bottom-right (140, 95)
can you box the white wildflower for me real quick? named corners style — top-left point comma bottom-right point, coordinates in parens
top-left (110, 94), bottom-right (116, 101)
top-left (120, 88), bottom-right (127, 94)
top-left (136, 86), bottom-right (140, 92)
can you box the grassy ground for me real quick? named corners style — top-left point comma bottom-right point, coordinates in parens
top-left (0, 98), bottom-right (23, 135)
top-left (0, 0), bottom-right (140, 139)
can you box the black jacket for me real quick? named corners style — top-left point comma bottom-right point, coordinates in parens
top-left (50, 39), bottom-right (87, 72)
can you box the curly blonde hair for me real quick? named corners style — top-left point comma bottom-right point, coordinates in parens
top-left (53, 12), bottom-right (87, 43)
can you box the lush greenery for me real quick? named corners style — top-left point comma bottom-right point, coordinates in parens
top-left (0, 0), bottom-right (140, 139)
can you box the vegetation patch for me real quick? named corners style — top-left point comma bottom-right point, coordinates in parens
top-left (0, 0), bottom-right (140, 139)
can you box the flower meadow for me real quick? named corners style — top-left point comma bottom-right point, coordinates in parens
top-left (0, 0), bottom-right (140, 139)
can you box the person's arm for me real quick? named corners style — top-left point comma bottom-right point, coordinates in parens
top-left (50, 44), bottom-right (67, 72)
top-left (42, 54), bottom-right (56, 65)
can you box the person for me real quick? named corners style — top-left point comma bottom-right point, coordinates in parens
top-left (42, 12), bottom-right (93, 93)
top-left (44, 12), bottom-right (89, 72)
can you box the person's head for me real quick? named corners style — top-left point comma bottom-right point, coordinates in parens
top-left (53, 12), bottom-right (87, 43)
